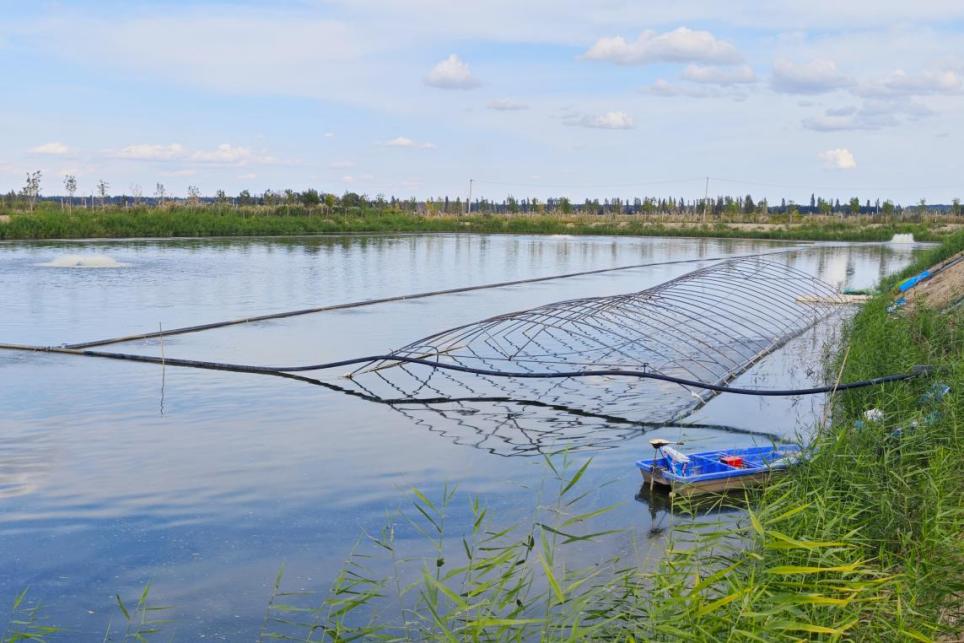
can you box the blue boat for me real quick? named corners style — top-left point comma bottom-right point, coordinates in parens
top-left (636, 441), bottom-right (802, 497)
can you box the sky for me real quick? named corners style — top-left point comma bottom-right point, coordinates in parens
top-left (0, 0), bottom-right (962, 204)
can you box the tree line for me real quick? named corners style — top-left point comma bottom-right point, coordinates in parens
top-left (3, 170), bottom-right (962, 218)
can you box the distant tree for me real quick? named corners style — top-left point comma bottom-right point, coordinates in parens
top-left (22, 170), bottom-right (42, 211)
top-left (810, 193), bottom-right (816, 210)
top-left (238, 189), bottom-right (253, 206)
top-left (506, 195), bottom-right (519, 213)
top-left (743, 194), bottom-right (755, 215)
top-left (953, 198), bottom-right (961, 217)
top-left (130, 184), bottom-right (143, 207)
top-left (342, 192), bottom-right (364, 208)
top-left (323, 193), bottom-right (337, 211)
top-left (96, 180), bottom-right (110, 209)
top-left (63, 174), bottom-right (77, 213)
top-left (155, 183), bottom-right (166, 205)
top-left (300, 188), bottom-right (320, 207)
top-left (848, 197), bottom-right (860, 216)
top-left (558, 196), bottom-right (572, 214)
top-left (215, 189), bottom-right (227, 205)
top-left (882, 200), bottom-right (895, 219)
top-left (818, 198), bottom-right (832, 216)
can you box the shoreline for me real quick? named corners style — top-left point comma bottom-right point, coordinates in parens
top-left (1, 208), bottom-right (957, 243)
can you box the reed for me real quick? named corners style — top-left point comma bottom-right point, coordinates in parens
top-left (0, 206), bottom-right (951, 242)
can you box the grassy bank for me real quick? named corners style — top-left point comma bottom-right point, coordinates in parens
top-left (0, 206), bottom-right (955, 242)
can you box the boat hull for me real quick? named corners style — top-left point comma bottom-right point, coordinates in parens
top-left (640, 468), bottom-right (778, 497)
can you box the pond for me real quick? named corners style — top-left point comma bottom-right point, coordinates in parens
top-left (0, 234), bottom-right (926, 639)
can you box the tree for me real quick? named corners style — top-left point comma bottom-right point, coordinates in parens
top-left (155, 183), bottom-right (166, 205)
top-left (300, 188), bottom-right (321, 208)
top-left (818, 197), bottom-right (832, 215)
top-left (810, 193), bottom-right (816, 210)
top-left (63, 174), bottom-right (77, 213)
top-left (558, 197), bottom-right (572, 214)
top-left (743, 194), bottom-right (755, 215)
top-left (94, 179), bottom-right (109, 210)
top-left (21, 171), bottom-right (42, 211)
top-left (848, 197), bottom-right (860, 216)
top-left (187, 185), bottom-right (201, 206)
top-left (131, 184), bottom-right (143, 207)
top-left (882, 200), bottom-right (895, 219)
top-left (238, 189), bottom-right (253, 206)
top-left (953, 198), bottom-right (961, 217)
top-left (215, 189), bottom-right (227, 205)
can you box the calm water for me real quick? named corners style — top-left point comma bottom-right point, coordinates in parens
top-left (0, 234), bottom-right (925, 639)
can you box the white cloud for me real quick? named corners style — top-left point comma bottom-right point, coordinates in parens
top-left (191, 143), bottom-right (273, 164)
top-left (238, 172), bottom-right (257, 180)
top-left (644, 79), bottom-right (748, 100)
top-left (114, 143), bottom-right (275, 165)
top-left (646, 79), bottom-right (715, 98)
top-left (584, 27), bottom-right (741, 66)
top-left (566, 111), bottom-right (634, 129)
top-left (161, 168), bottom-right (198, 177)
top-left (682, 64), bottom-right (756, 85)
top-left (116, 143), bottom-right (187, 161)
top-left (818, 148), bottom-right (857, 169)
top-left (803, 99), bottom-right (932, 131)
top-left (424, 54), bottom-right (480, 89)
top-left (771, 59), bottom-right (852, 94)
top-left (487, 98), bottom-right (529, 111)
top-left (323, 132), bottom-right (335, 138)
top-left (383, 136), bottom-right (436, 149)
top-left (858, 69), bottom-right (963, 97)
top-left (30, 142), bottom-right (71, 155)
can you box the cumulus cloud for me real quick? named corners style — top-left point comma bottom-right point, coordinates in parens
top-left (566, 111), bottom-right (634, 129)
top-left (682, 64), bottom-right (756, 85)
top-left (584, 27), bottom-right (741, 66)
top-left (425, 54), bottom-right (480, 89)
top-left (771, 59), bottom-right (852, 94)
top-left (818, 148), bottom-right (857, 169)
top-left (383, 136), bottom-right (436, 149)
top-left (858, 69), bottom-right (963, 97)
top-left (30, 142), bottom-right (71, 155)
top-left (487, 98), bottom-right (529, 111)
top-left (114, 143), bottom-right (275, 165)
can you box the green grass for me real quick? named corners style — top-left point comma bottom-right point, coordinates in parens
top-left (0, 205), bottom-right (953, 242)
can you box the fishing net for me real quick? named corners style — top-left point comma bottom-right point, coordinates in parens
top-left (343, 257), bottom-right (843, 454)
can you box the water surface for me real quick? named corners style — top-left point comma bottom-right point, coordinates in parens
top-left (0, 234), bottom-right (925, 639)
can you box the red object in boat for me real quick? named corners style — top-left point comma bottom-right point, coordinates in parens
top-left (720, 455), bottom-right (745, 468)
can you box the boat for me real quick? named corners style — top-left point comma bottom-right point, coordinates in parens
top-left (635, 440), bottom-right (802, 498)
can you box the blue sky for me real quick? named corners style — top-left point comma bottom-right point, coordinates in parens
top-left (1, 0), bottom-right (962, 203)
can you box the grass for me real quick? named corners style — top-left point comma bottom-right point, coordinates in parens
top-left (0, 204), bottom-right (956, 242)
top-left (4, 232), bottom-right (962, 641)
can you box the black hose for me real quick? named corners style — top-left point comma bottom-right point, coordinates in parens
top-left (0, 343), bottom-right (934, 397)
